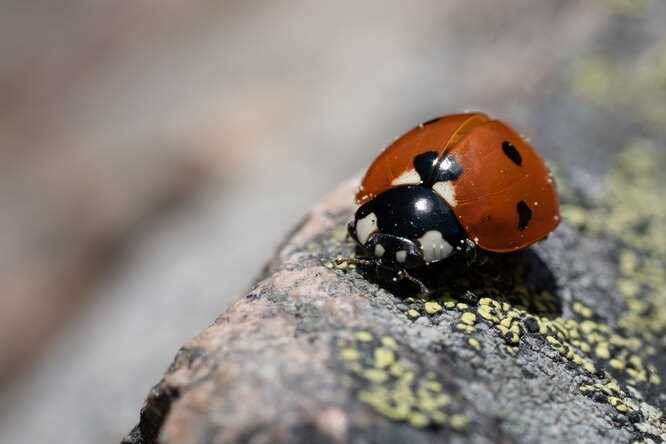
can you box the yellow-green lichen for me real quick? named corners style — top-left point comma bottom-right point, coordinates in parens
top-left (460, 312), bottom-right (477, 326)
top-left (390, 143), bottom-right (666, 424)
top-left (338, 331), bottom-right (468, 431)
top-left (381, 336), bottom-right (399, 350)
top-left (407, 309), bottom-right (420, 319)
top-left (553, 143), bottom-right (665, 423)
top-left (449, 414), bottom-right (469, 431)
top-left (468, 338), bottom-right (481, 351)
top-left (570, 40), bottom-right (666, 129)
top-left (374, 347), bottom-right (396, 369)
top-left (424, 301), bottom-right (443, 315)
top-left (560, 142), bottom-right (666, 367)
top-left (603, 0), bottom-right (653, 16)
top-left (571, 56), bottom-right (613, 103)
top-left (355, 331), bottom-right (374, 342)
top-left (573, 302), bottom-right (593, 319)
top-left (339, 347), bottom-right (361, 361)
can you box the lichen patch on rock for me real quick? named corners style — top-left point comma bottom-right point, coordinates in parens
top-left (336, 330), bottom-right (469, 431)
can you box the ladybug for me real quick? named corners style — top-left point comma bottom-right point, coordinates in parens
top-left (345, 112), bottom-right (560, 294)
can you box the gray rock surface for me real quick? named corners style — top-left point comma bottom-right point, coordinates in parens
top-left (123, 142), bottom-right (666, 443)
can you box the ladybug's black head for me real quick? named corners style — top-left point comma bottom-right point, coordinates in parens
top-left (349, 185), bottom-right (466, 268)
top-left (348, 218), bottom-right (426, 269)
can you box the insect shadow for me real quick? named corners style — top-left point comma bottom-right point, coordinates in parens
top-left (353, 247), bottom-right (562, 318)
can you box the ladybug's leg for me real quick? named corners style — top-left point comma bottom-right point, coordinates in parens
top-left (365, 233), bottom-right (426, 269)
top-left (462, 238), bottom-right (478, 266)
top-left (339, 230), bottom-right (432, 294)
top-left (365, 233), bottom-right (431, 295)
top-left (372, 262), bottom-right (431, 296)
top-left (395, 268), bottom-right (431, 296)
top-left (335, 256), bottom-right (377, 268)
top-left (335, 223), bottom-right (377, 267)
top-left (462, 239), bottom-right (488, 267)
top-left (336, 256), bottom-right (431, 295)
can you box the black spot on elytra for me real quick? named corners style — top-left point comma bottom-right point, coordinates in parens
top-left (502, 141), bottom-right (522, 166)
top-left (421, 117), bottom-right (441, 126)
top-left (431, 154), bottom-right (463, 183)
top-left (413, 151), bottom-right (438, 182)
top-left (412, 152), bottom-right (464, 186)
top-left (517, 201), bottom-right (532, 231)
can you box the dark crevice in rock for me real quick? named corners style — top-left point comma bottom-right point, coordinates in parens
top-left (122, 383), bottom-right (180, 444)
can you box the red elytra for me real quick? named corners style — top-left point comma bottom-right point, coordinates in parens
top-left (356, 113), bottom-right (560, 253)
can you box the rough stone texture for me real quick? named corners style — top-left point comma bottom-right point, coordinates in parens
top-left (123, 134), bottom-right (666, 443)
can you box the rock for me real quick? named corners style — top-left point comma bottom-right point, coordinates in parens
top-left (123, 140), bottom-right (666, 443)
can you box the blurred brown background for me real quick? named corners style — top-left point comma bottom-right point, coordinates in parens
top-left (0, 1), bottom-right (664, 443)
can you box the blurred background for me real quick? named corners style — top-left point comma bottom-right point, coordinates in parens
top-left (0, 1), bottom-right (664, 442)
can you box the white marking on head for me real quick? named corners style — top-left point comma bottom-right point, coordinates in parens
top-left (395, 250), bottom-right (407, 263)
top-left (356, 212), bottom-right (378, 244)
top-left (391, 169), bottom-right (422, 186)
top-left (432, 181), bottom-right (457, 207)
top-left (418, 230), bottom-right (453, 263)
top-left (374, 244), bottom-right (385, 257)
